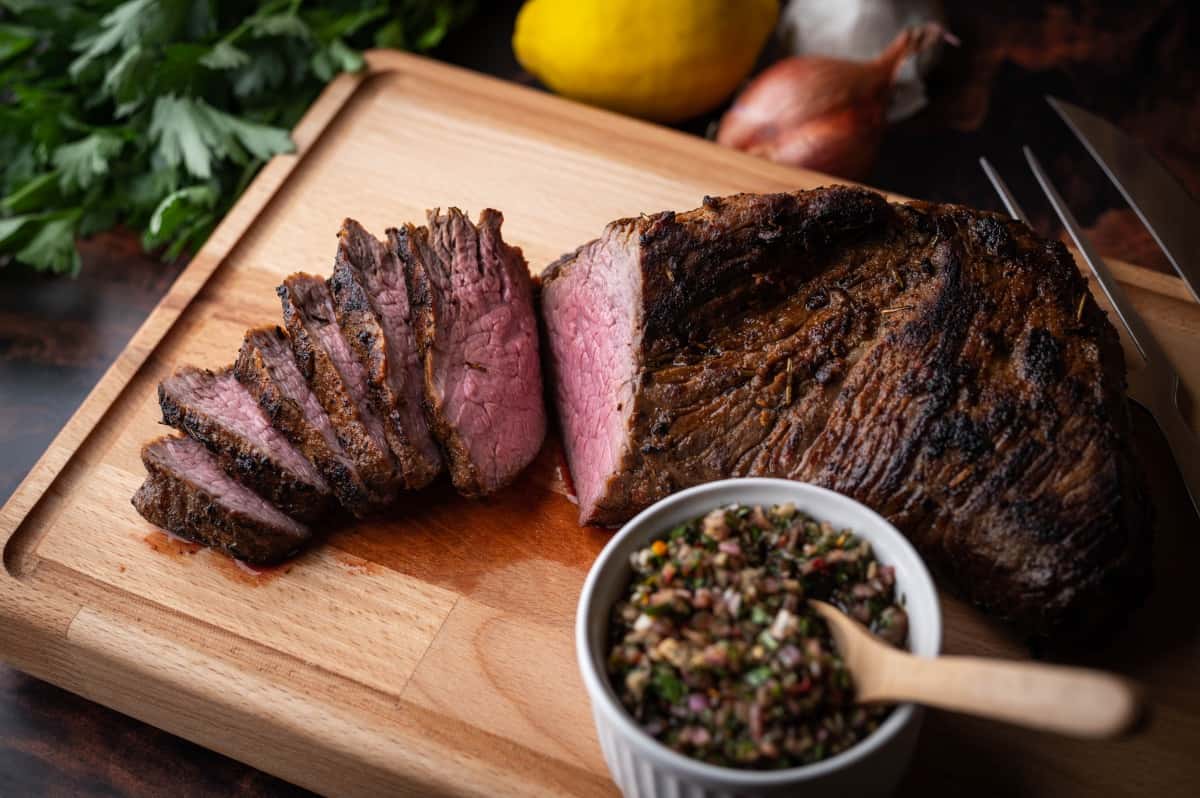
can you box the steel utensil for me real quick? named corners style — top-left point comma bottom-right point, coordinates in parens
top-left (1048, 96), bottom-right (1200, 304)
top-left (979, 151), bottom-right (1200, 520)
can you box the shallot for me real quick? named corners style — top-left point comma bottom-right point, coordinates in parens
top-left (716, 23), bottom-right (951, 179)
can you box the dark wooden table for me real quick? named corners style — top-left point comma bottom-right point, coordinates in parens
top-left (2, 1), bottom-right (1196, 794)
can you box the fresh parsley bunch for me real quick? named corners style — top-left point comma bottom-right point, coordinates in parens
top-left (0, 0), bottom-right (474, 276)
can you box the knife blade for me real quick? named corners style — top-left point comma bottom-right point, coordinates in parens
top-left (1048, 96), bottom-right (1200, 304)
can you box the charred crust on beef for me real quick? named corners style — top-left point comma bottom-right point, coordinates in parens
top-left (278, 274), bottom-right (402, 505)
top-left (968, 212), bottom-right (1014, 256)
top-left (132, 436), bottom-right (311, 565)
top-left (329, 218), bottom-right (442, 490)
top-left (1020, 327), bottom-right (1064, 386)
top-left (541, 185), bottom-right (1149, 637)
top-left (234, 325), bottom-right (380, 518)
top-left (158, 365), bottom-right (331, 522)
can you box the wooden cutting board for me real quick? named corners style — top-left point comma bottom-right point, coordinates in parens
top-left (2, 52), bottom-right (1198, 797)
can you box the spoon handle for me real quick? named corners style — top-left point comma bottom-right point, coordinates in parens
top-left (862, 653), bottom-right (1144, 739)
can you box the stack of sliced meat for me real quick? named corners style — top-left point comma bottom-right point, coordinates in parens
top-left (133, 209), bottom-right (545, 564)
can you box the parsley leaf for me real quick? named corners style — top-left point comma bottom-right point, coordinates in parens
top-left (0, 212), bottom-right (48, 250)
top-left (150, 95), bottom-right (294, 180)
top-left (144, 182), bottom-right (218, 260)
top-left (230, 48), bottom-right (288, 99)
top-left (15, 211), bottom-right (82, 275)
top-left (101, 44), bottom-right (153, 116)
top-left (149, 95), bottom-right (215, 179)
top-left (2, 171), bottom-right (61, 214)
top-left (247, 12), bottom-right (313, 42)
top-left (0, 0), bottom-right (477, 276)
top-left (311, 38), bottom-right (363, 82)
top-left (0, 23), bottom-right (37, 62)
top-left (70, 0), bottom-right (175, 79)
top-left (53, 131), bottom-right (124, 191)
top-left (199, 40), bottom-right (250, 71)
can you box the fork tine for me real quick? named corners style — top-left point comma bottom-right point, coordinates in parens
top-left (1021, 148), bottom-right (1200, 520)
top-left (1022, 146), bottom-right (1164, 366)
top-left (979, 157), bottom-right (1031, 225)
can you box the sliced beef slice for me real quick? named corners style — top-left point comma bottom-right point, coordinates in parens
top-left (329, 218), bottom-right (442, 489)
top-left (396, 208), bottom-right (546, 496)
top-left (235, 325), bottom-right (379, 517)
top-left (132, 435), bottom-right (311, 564)
top-left (540, 186), bottom-right (1148, 636)
top-left (278, 275), bottom-right (401, 506)
top-left (158, 365), bottom-right (331, 522)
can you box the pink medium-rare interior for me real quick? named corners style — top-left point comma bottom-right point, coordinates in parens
top-left (158, 436), bottom-right (308, 535)
top-left (258, 328), bottom-right (345, 457)
top-left (190, 369), bottom-right (326, 488)
top-left (541, 230), bottom-right (639, 522)
top-left (426, 209), bottom-right (545, 488)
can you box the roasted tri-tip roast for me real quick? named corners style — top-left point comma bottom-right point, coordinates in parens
top-left (540, 186), bottom-right (1148, 634)
top-left (134, 187), bottom-right (1148, 635)
top-left (134, 210), bottom-right (545, 562)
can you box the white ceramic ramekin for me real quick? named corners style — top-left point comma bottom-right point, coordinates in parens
top-left (576, 478), bottom-right (942, 798)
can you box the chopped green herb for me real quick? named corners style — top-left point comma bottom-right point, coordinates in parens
top-left (745, 666), bottom-right (773, 687)
top-left (608, 502), bottom-right (908, 770)
top-left (652, 666), bottom-right (686, 703)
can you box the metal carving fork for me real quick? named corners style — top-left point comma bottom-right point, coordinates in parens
top-left (980, 148), bottom-right (1200, 521)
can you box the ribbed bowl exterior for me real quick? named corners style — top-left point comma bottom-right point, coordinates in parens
top-left (577, 479), bottom-right (943, 798)
top-left (592, 703), bottom-right (923, 798)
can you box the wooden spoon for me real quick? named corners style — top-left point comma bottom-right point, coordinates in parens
top-left (810, 600), bottom-right (1145, 739)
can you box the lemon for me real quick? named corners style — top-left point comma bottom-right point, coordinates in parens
top-left (513, 0), bottom-right (778, 124)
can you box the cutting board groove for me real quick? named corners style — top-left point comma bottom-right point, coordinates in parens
top-left (2, 51), bottom-right (1198, 797)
